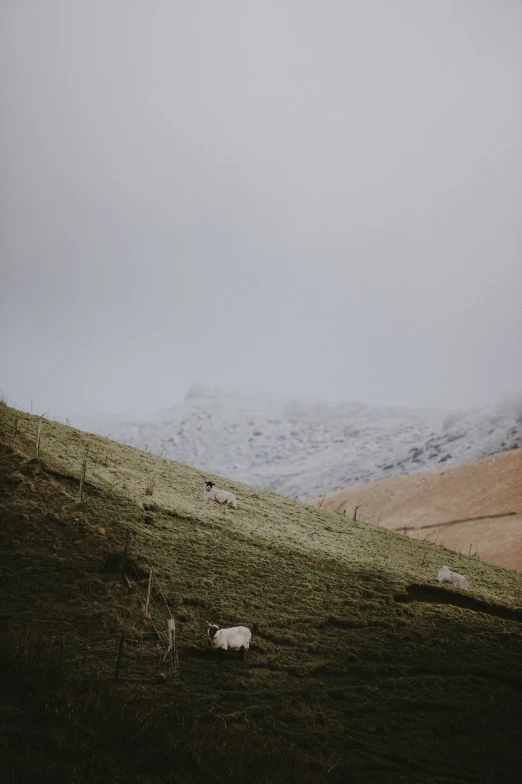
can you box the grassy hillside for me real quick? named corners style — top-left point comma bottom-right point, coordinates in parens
top-left (311, 450), bottom-right (522, 570)
top-left (1, 402), bottom-right (521, 783)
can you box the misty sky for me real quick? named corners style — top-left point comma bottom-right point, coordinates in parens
top-left (1, 0), bottom-right (521, 418)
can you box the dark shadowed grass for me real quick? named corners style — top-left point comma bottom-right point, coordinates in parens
top-left (1, 404), bottom-right (522, 783)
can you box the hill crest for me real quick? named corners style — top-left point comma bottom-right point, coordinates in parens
top-left (72, 393), bottom-right (522, 499)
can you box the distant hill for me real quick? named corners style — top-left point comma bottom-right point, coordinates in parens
top-left (73, 393), bottom-right (522, 499)
top-left (1, 402), bottom-right (522, 782)
top-left (311, 450), bottom-right (522, 570)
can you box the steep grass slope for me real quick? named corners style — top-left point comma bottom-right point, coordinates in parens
top-left (1, 403), bottom-right (522, 783)
top-left (311, 450), bottom-right (522, 570)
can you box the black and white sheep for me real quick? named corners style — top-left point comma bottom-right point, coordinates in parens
top-left (207, 623), bottom-right (251, 657)
top-left (204, 481), bottom-right (237, 508)
top-left (437, 565), bottom-right (468, 589)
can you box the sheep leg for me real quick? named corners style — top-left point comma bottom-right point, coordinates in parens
top-left (239, 646), bottom-right (246, 660)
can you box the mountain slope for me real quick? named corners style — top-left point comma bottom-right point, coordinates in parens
top-left (1, 403), bottom-right (522, 783)
top-left (311, 450), bottom-right (522, 571)
top-left (76, 393), bottom-right (522, 499)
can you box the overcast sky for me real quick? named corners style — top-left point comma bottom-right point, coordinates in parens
top-left (1, 0), bottom-right (521, 418)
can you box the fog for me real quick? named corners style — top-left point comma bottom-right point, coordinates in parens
top-left (1, 0), bottom-right (521, 419)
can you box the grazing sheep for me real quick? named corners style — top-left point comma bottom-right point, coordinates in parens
top-left (437, 565), bottom-right (468, 589)
top-left (207, 623), bottom-right (251, 657)
top-left (204, 481), bottom-right (237, 508)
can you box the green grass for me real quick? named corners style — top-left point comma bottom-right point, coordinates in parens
top-left (1, 402), bottom-right (521, 783)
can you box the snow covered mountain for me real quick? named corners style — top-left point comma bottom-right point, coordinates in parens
top-left (73, 392), bottom-right (522, 500)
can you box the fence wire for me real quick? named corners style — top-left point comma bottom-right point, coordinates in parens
top-left (53, 527), bottom-right (181, 683)
top-left (61, 631), bottom-right (172, 682)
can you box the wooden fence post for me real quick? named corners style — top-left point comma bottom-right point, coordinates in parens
top-left (167, 618), bottom-right (180, 676)
top-left (167, 618), bottom-right (175, 650)
top-left (114, 631), bottom-right (125, 681)
top-left (145, 567), bottom-right (154, 616)
top-left (121, 529), bottom-right (130, 580)
top-left (79, 457), bottom-right (87, 501)
top-left (36, 417), bottom-right (43, 459)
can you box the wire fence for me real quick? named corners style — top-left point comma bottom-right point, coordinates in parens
top-left (96, 524), bottom-right (181, 682)
top-left (49, 526), bottom-right (181, 684)
top-left (61, 631), bottom-right (173, 682)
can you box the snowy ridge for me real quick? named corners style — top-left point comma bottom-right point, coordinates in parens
top-left (77, 394), bottom-right (522, 500)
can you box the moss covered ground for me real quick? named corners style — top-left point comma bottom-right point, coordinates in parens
top-left (1, 403), bottom-right (521, 783)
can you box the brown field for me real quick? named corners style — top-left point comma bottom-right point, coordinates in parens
top-left (312, 450), bottom-right (522, 570)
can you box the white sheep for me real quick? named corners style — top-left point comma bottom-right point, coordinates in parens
top-left (437, 565), bottom-right (468, 589)
top-left (204, 481), bottom-right (237, 508)
top-left (207, 623), bottom-right (251, 657)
